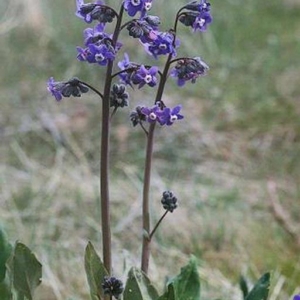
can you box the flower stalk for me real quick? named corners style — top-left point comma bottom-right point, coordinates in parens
top-left (100, 4), bottom-right (124, 275)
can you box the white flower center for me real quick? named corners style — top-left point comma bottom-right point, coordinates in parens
top-left (144, 74), bottom-right (153, 83)
top-left (197, 18), bottom-right (206, 27)
top-left (131, 0), bottom-right (141, 6)
top-left (95, 53), bottom-right (105, 62)
top-left (170, 115), bottom-right (178, 122)
top-left (145, 2), bottom-right (152, 10)
top-left (159, 44), bottom-right (167, 50)
top-left (149, 112), bottom-right (157, 120)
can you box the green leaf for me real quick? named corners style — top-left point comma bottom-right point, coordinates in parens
top-left (170, 256), bottom-right (200, 300)
top-left (123, 267), bottom-right (159, 300)
top-left (6, 242), bottom-right (42, 300)
top-left (84, 242), bottom-right (108, 300)
top-left (239, 275), bottom-right (249, 300)
top-left (245, 272), bottom-right (270, 300)
top-left (0, 229), bottom-right (12, 282)
top-left (157, 283), bottom-right (175, 300)
top-left (0, 281), bottom-right (12, 300)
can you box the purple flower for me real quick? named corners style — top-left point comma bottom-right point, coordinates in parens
top-left (141, 105), bottom-right (163, 124)
top-left (179, 0), bottom-right (212, 31)
top-left (171, 57), bottom-right (209, 86)
top-left (123, 0), bottom-right (153, 17)
top-left (131, 65), bottom-right (158, 88)
top-left (144, 31), bottom-right (179, 59)
top-left (160, 105), bottom-right (184, 126)
top-left (83, 23), bottom-right (107, 46)
top-left (294, 295), bottom-right (300, 300)
top-left (77, 39), bottom-right (116, 65)
top-left (47, 77), bottom-right (89, 101)
top-left (192, 11), bottom-right (212, 32)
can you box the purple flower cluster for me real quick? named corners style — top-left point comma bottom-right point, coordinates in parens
top-left (77, 23), bottom-right (121, 66)
top-left (133, 104), bottom-right (184, 126)
top-left (294, 295), bottom-right (300, 300)
top-left (171, 57), bottom-right (209, 86)
top-left (118, 54), bottom-right (158, 88)
top-left (76, 2), bottom-right (122, 66)
top-left (179, 0), bottom-right (212, 32)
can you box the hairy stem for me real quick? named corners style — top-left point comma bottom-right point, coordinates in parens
top-left (141, 122), bottom-right (156, 273)
top-left (140, 52), bottom-right (173, 274)
top-left (100, 4), bottom-right (124, 275)
top-left (149, 210), bottom-right (168, 240)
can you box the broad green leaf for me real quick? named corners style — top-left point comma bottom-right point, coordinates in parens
top-left (245, 272), bottom-right (270, 300)
top-left (84, 241), bottom-right (108, 300)
top-left (6, 242), bottom-right (42, 300)
top-left (171, 256), bottom-right (200, 300)
top-left (239, 275), bottom-right (249, 300)
top-left (157, 283), bottom-right (175, 300)
top-left (123, 267), bottom-right (159, 300)
top-left (0, 229), bottom-right (12, 282)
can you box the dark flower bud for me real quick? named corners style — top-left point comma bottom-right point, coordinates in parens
top-left (179, 12), bottom-right (198, 27)
top-left (127, 19), bottom-right (155, 39)
top-left (79, 3), bottom-right (97, 15)
top-left (161, 191), bottom-right (178, 212)
top-left (110, 83), bottom-right (129, 108)
top-left (91, 5), bottom-right (116, 23)
top-left (127, 20), bottom-right (145, 38)
top-left (102, 276), bottom-right (124, 299)
top-left (183, 0), bottom-right (211, 12)
top-left (144, 15), bottom-right (160, 27)
top-left (130, 106), bottom-right (146, 126)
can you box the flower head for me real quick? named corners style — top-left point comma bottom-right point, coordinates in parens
top-left (76, 0), bottom-right (116, 23)
top-left (144, 31), bottom-right (179, 59)
top-left (131, 65), bottom-right (158, 88)
top-left (161, 191), bottom-right (178, 212)
top-left (160, 105), bottom-right (184, 126)
top-left (47, 77), bottom-right (89, 101)
top-left (102, 276), bottom-right (124, 299)
top-left (293, 295), bottom-right (300, 300)
top-left (179, 0), bottom-right (212, 32)
top-left (110, 83), bottom-right (129, 108)
top-left (171, 57), bottom-right (209, 86)
top-left (123, 0), bottom-right (153, 17)
top-left (184, 0), bottom-right (211, 12)
top-left (192, 11), bottom-right (212, 32)
top-left (130, 106), bottom-right (147, 126)
top-left (77, 39), bottom-right (116, 65)
top-left (141, 105), bottom-right (163, 124)
top-left (126, 17), bottom-right (159, 42)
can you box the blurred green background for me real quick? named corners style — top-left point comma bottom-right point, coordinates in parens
top-left (1, 0), bottom-right (300, 299)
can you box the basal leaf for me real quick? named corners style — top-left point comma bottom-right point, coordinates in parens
top-left (84, 241), bottom-right (108, 300)
top-left (245, 272), bottom-right (270, 300)
top-left (0, 229), bottom-right (12, 282)
top-left (171, 256), bottom-right (200, 300)
top-left (157, 283), bottom-right (176, 300)
top-left (123, 267), bottom-right (159, 300)
top-left (6, 242), bottom-right (42, 300)
top-left (239, 275), bottom-right (249, 300)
